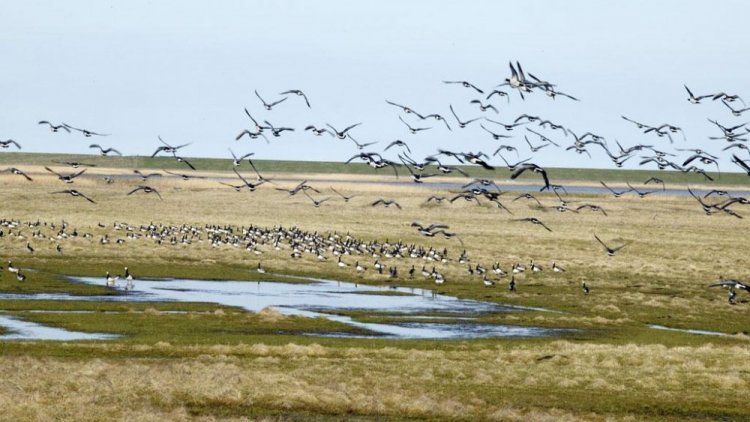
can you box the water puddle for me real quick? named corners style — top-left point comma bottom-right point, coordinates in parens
top-left (0, 315), bottom-right (118, 341)
top-left (0, 276), bottom-right (568, 340)
top-left (648, 324), bottom-right (729, 337)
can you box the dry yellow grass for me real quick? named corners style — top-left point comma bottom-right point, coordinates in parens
top-left (1, 165), bottom-right (750, 420)
top-left (1, 341), bottom-right (748, 421)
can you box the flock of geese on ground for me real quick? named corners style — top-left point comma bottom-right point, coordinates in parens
top-left (1, 61), bottom-right (749, 304)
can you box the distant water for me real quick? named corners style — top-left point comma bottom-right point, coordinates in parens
top-left (0, 276), bottom-right (567, 340)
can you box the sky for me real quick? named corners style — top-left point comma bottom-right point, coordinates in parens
top-left (2, 0), bottom-right (749, 170)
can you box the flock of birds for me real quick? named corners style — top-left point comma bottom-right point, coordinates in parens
top-left (1, 61), bottom-right (749, 304)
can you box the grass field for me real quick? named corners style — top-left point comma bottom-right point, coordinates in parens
top-left (2, 151), bottom-right (749, 185)
top-left (0, 154), bottom-right (749, 421)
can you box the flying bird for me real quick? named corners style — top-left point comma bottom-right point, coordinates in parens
top-left (63, 123), bottom-right (109, 137)
top-left (127, 185), bottom-right (163, 200)
top-left (279, 89), bottom-right (311, 108)
top-left (0, 140), bottom-right (21, 149)
top-left (443, 80), bottom-right (484, 94)
top-left (1, 167), bottom-right (33, 181)
top-left (89, 144), bottom-right (122, 156)
top-left (594, 234), bottom-right (627, 256)
top-left (38, 121), bottom-right (71, 133)
top-left (51, 189), bottom-right (96, 203)
top-left (255, 90), bottom-right (287, 110)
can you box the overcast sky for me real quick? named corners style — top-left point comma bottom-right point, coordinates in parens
top-left (2, 1), bottom-right (749, 169)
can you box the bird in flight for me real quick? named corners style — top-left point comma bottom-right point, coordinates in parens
top-left (594, 234), bottom-right (628, 256)
top-left (255, 90), bottom-right (287, 110)
top-left (513, 217), bottom-right (552, 232)
top-left (127, 185), bottom-right (163, 200)
top-left (1, 167), bottom-right (33, 181)
top-left (51, 189), bottom-right (96, 203)
top-left (89, 144), bottom-right (122, 156)
top-left (0, 140), bottom-right (21, 149)
top-left (63, 123), bottom-right (109, 137)
top-left (279, 89), bottom-right (311, 108)
top-left (443, 80), bottom-right (484, 94)
top-left (45, 166), bottom-right (86, 183)
top-left (38, 121), bottom-right (71, 133)
top-left (152, 136), bottom-right (191, 157)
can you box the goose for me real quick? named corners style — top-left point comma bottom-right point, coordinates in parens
top-left (303, 191), bottom-right (330, 208)
top-left (492, 263), bottom-right (507, 276)
top-left (421, 265), bottom-right (431, 278)
top-left (384, 139), bottom-right (411, 153)
top-left (389, 266), bottom-right (399, 279)
top-left (582, 281), bottom-right (590, 295)
top-left (460, 151), bottom-right (494, 170)
top-left (722, 100), bottom-right (750, 116)
top-left (105, 271), bottom-right (119, 287)
top-left (346, 134), bottom-right (377, 150)
top-left (525, 135), bottom-right (549, 153)
top-left (731, 154), bottom-right (750, 175)
top-left (255, 262), bottom-right (266, 274)
top-left (330, 187), bottom-right (355, 202)
top-left (510, 163), bottom-right (550, 190)
top-left (424, 195), bottom-right (447, 204)
top-left (304, 125), bottom-right (332, 137)
top-left (708, 277), bottom-right (749, 293)
top-left (236, 129), bottom-right (270, 143)
top-left (552, 262), bottom-right (565, 272)
top-left (482, 124), bottom-right (513, 141)
top-left (326, 122), bottom-right (362, 139)
top-left (371, 198), bottom-right (402, 209)
top-left (449, 105), bottom-right (481, 129)
top-left (469, 99), bottom-right (498, 113)
top-left (7, 260), bottom-right (19, 273)
top-left (486, 89), bottom-right (510, 102)
top-left (621, 115), bottom-right (653, 130)
top-left (409, 265), bottom-right (415, 278)
top-left (512, 263), bottom-right (525, 274)
top-left (133, 170), bottom-right (162, 181)
top-left (626, 182), bottom-right (658, 198)
top-left (600, 181), bottom-right (632, 198)
top-left (401, 159), bottom-right (436, 183)
top-left (434, 272), bottom-right (445, 284)
top-left (485, 118), bottom-right (527, 131)
top-left (263, 120), bottom-right (294, 137)
top-left (530, 260), bottom-right (543, 272)
top-left (355, 261), bottom-right (366, 273)
top-left (51, 189), bottom-right (96, 203)
top-left (415, 112), bottom-right (452, 131)
top-left (124, 267), bottom-right (134, 290)
top-left (152, 136), bottom-right (192, 157)
top-left (127, 185), bottom-right (163, 200)
top-left (26, 243), bottom-right (34, 254)
top-left (16, 270), bottom-right (26, 282)
top-left (385, 100), bottom-right (419, 115)
top-left (526, 128), bottom-right (561, 147)
top-left (684, 85), bottom-right (712, 104)
top-left (279, 89), bottom-right (310, 108)
top-left (172, 155), bottom-right (197, 170)
top-left (164, 169), bottom-right (207, 181)
top-left (399, 115), bottom-right (431, 134)
top-left (228, 149), bottom-right (254, 167)
top-left (483, 274), bottom-right (496, 287)
top-left (431, 160), bottom-right (469, 177)
top-left (38, 120), bottom-right (71, 132)
top-left (0, 139), bottom-right (21, 149)
top-left (89, 144), bottom-right (122, 156)
top-left (508, 276), bottom-right (517, 292)
top-left (513, 217), bottom-right (552, 232)
top-left (255, 89), bottom-right (287, 110)
top-left (337, 257), bottom-right (348, 268)
top-left (62, 123), bottom-right (109, 137)
top-left (443, 80), bottom-right (484, 94)
top-left (594, 234), bottom-right (627, 256)
top-left (712, 92), bottom-right (745, 105)
top-left (45, 166), bottom-right (86, 183)
top-left (575, 203), bottom-right (608, 216)
top-left (1, 167), bottom-right (33, 181)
